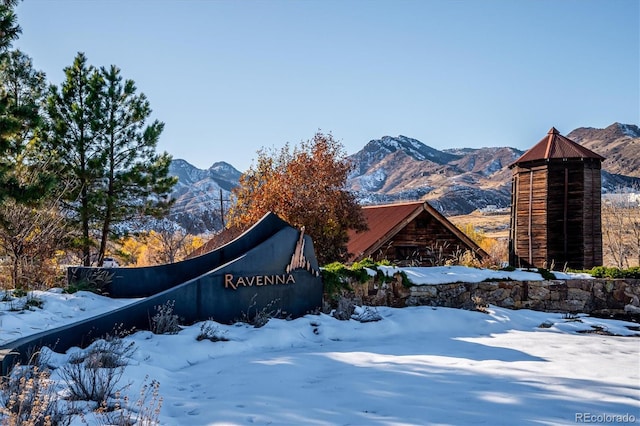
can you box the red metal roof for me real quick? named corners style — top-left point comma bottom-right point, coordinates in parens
top-left (347, 201), bottom-right (424, 260)
top-left (511, 127), bottom-right (605, 166)
top-left (347, 201), bottom-right (487, 262)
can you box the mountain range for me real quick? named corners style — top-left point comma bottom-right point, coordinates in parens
top-left (167, 122), bottom-right (640, 234)
top-left (167, 160), bottom-right (241, 234)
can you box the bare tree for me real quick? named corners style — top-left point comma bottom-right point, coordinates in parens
top-left (0, 197), bottom-right (69, 289)
top-left (629, 194), bottom-right (640, 266)
top-left (144, 219), bottom-right (201, 265)
top-left (602, 186), bottom-right (640, 268)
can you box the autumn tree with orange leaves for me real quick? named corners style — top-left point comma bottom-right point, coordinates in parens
top-left (227, 132), bottom-right (367, 265)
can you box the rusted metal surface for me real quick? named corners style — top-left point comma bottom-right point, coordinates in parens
top-left (511, 127), bottom-right (605, 166)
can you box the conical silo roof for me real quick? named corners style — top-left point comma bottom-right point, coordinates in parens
top-left (510, 127), bottom-right (605, 167)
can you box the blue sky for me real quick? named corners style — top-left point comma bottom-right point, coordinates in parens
top-left (14, 0), bottom-right (639, 171)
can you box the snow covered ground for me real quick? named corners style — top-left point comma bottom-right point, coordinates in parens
top-left (1, 267), bottom-right (639, 425)
top-left (0, 289), bottom-right (139, 345)
top-left (374, 265), bottom-right (594, 285)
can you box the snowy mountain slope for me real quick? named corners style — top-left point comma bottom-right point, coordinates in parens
top-left (346, 127), bottom-right (639, 216)
top-left (349, 135), bottom-right (461, 176)
top-left (347, 136), bottom-right (523, 214)
top-left (166, 123), bottom-right (639, 232)
top-left (168, 160), bottom-right (241, 234)
top-left (568, 122), bottom-right (640, 178)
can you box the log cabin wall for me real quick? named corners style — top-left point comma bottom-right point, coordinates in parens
top-left (582, 161), bottom-right (603, 268)
top-left (371, 210), bottom-right (472, 265)
top-left (546, 161), bottom-right (585, 269)
top-left (510, 164), bottom-right (548, 268)
top-left (544, 159), bottom-right (603, 269)
top-left (511, 159), bottom-right (603, 269)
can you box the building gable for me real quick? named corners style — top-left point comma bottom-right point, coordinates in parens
top-left (348, 201), bottom-right (488, 265)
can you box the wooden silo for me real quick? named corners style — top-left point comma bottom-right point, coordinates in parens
top-left (509, 127), bottom-right (604, 270)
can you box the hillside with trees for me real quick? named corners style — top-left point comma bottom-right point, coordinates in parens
top-left (0, 1), bottom-right (178, 289)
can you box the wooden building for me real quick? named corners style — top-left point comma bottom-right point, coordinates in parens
top-left (508, 127), bottom-right (604, 269)
top-left (347, 201), bottom-right (488, 266)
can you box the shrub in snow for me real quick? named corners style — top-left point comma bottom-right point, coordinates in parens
top-left (562, 312), bottom-right (581, 321)
top-left (536, 267), bottom-right (556, 280)
top-left (2, 290), bottom-right (44, 312)
top-left (150, 300), bottom-right (181, 335)
top-left (23, 292), bottom-right (44, 310)
top-left (351, 306), bottom-right (382, 323)
top-left (239, 295), bottom-right (281, 328)
top-left (538, 320), bottom-right (554, 328)
top-left (66, 268), bottom-right (114, 295)
top-left (0, 363), bottom-right (65, 426)
top-left (471, 295), bottom-right (489, 313)
top-left (61, 335), bottom-right (135, 405)
top-left (197, 321), bottom-right (229, 342)
top-left (332, 295), bottom-right (356, 320)
top-left (85, 375), bottom-right (163, 426)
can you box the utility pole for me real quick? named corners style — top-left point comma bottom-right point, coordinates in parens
top-left (220, 189), bottom-right (225, 228)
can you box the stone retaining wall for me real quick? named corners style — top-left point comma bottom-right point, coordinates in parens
top-left (348, 277), bottom-right (640, 317)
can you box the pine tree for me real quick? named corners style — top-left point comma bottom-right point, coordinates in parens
top-left (0, 49), bottom-right (52, 194)
top-left (0, 0), bottom-right (20, 153)
top-left (45, 55), bottom-right (177, 266)
top-left (45, 53), bottom-right (105, 265)
top-left (0, 1), bottom-right (46, 204)
top-left (0, 1), bottom-right (20, 54)
top-left (93, 64), bottom-right (176, 264)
